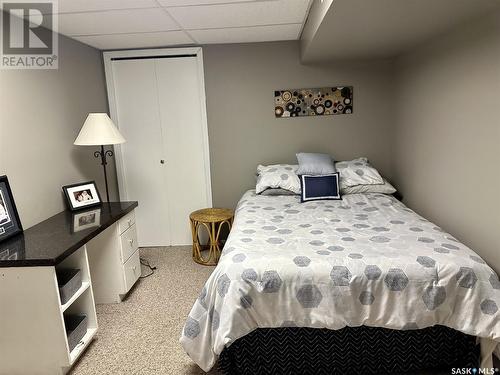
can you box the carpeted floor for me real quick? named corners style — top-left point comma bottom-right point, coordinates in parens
top-left (71, 246), bottom-right (218, 375)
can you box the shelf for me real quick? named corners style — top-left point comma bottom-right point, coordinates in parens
top-left (69, 327), bottom-right (97, 365)
top-left (61, 281), bottom-right (91, 312)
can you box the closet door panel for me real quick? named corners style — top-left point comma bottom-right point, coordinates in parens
top-left (155, 57), bottom-right (210, 245)
top-left (112, 59), bottom-right (170, 246)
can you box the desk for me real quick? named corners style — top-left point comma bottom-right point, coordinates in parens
top-left (0, 202), bottom-right (139, 375)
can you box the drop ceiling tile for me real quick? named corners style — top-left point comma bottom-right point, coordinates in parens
top-left (57, 8), bottom-right (179, 36)
top-left (73, 31), bottom-right (193, 50)
top-left (190, 23), bottom-right (301, 44)
top-left (57, 0), bottom-right (158, 14)
top-left (167, 0), bottom-right (310, 29)
top-left (159, 0), bottom-right (261, 6)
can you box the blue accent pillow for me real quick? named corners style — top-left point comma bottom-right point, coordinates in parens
top-left (300, 173), bottom-right (341, 202)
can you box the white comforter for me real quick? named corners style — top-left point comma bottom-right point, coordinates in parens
top-left (181, 190), bottom-right (500, 371)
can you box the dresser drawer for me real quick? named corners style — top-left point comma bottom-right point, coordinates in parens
top-left (123, 248), bottom-right (141, 294)
top-left (119, 211), bottom-right (135, 235)
top-left (120, 224), bottom-right (138, 263)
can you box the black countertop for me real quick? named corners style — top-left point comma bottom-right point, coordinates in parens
top-left (0, 201), bottom-right (138, 267)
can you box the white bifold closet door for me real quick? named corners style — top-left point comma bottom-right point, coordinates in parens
top-left (105, 49), bottom-right (212, 247)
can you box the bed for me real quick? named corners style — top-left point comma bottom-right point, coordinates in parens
top-left (181, 190), bottom-right (500, 373)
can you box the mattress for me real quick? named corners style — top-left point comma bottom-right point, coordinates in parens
top-left (181, 190), bottom-right (500, 371)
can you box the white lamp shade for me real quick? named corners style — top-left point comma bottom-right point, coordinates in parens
top-left (74, 113), bottom-right (126, 146)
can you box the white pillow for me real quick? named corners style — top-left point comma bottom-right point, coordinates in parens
top-left (256, 164), bottom-right (301, 194)
top-left (335, 158), bottom-right (384, 188)
top-left (341, 179), bottom-right (396, 195)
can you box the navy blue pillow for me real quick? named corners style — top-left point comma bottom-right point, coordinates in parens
top-left (300, 173), bottom-right (341, 202)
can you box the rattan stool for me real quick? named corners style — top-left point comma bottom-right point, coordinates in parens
top-left (189, 208), bottom-right (234, 266)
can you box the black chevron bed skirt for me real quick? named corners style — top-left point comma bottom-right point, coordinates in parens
top-left (218, 325), bottom-right (480, 375)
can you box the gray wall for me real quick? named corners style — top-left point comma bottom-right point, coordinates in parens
top-left (0, 34), bottom-right (117, 229)
top-left (3, 16), bottom-right (497, 276)
top-left (392, 12), bottom-right (500, 272)
top-left (203, 41), bottom-right (395, 209)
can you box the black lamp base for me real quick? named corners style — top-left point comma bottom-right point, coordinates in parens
top-left (94, 145), bottom-right (113, 202)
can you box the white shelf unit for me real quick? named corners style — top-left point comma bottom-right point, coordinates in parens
top-left (61, 281), bottom-right (90, 312)
top-left (56, 246), bottom-right (98, 369)
top-left (0, 245), bottom-right (98, 375)
top-left (64, 287), bottom-right (98, 365)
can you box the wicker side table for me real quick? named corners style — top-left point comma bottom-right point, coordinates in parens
top-left (189, 208), bottom-right (234, 266)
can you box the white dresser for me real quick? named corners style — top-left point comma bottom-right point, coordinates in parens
top-left (87, 209), bottom-right (141, 304)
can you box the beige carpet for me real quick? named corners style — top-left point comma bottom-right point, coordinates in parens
top-left (71, 246), bottom-right (218, 375)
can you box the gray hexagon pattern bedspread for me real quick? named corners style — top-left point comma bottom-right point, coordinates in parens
top-left (180, 190), bottom-right (500, 371)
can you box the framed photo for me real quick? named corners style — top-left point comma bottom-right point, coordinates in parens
top-left (72, 208), bottom-right (101, 233)
top-left (62, 181), bottom-right (102, 211)
top-left (0, 176), bottom-right (23, 243)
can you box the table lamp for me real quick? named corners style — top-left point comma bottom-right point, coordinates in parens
top-left (74, 113), bottom-right (126, 202)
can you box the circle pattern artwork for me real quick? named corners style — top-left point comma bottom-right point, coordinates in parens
top-left (315, 105), bottom-right (325, 115)
top-left (275, 86), bottom-right (353, 118)
top-left (281, 91), bottom-right (292, 101)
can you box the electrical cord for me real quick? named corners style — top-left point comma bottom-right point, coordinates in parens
top-left (139, 257), bottom-right (157, 278)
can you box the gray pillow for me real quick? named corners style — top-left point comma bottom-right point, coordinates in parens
top-left (341, 179), bottom-right (397, 195)
top-left (296, 152), bottom-right (336, 175)
top-left (260, 188), bottom-right (298, 196)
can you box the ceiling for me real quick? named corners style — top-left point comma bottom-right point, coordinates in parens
top-left (41, 0), bottom-right (312, 50)
top-left (301, 0), bottom-right (500, 62)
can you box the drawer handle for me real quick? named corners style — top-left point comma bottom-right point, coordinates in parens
top-left (128, 239), bottom-right (134, 246)
top-left (127, 219), bottom-right (132, 226)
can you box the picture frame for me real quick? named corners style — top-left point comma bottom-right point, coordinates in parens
top-left (71, 207), bottom-right (101, 233)
top-left (62, 181), bottom-right (102, 211)
top-left (274, 86), bottom-right (353, 118)
top-left (0, 175), bottom-right (23, 243)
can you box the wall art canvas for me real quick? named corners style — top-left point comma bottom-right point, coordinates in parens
top-left (274, 86), bottom-right (353, 118)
